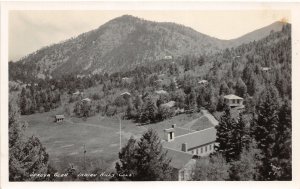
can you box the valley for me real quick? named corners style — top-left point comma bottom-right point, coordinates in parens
top-left (8, 14), bottom-right (292, 181)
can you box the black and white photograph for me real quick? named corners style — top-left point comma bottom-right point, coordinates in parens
top-left (1, 1), bottom-right (299, 188)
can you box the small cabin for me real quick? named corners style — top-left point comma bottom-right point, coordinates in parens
top-left (164, 55), bottom-right (173, 60)
top-left (55, 115), bottom-right (65, 123)
top-left (155, 90), bottom-right (168, 95)
top-left (261, 67), bottom-right (271, 72)
top-left (81, 98), bottom-right (92, 103)
top-left (73, 91), bottom-right (83, 96)
top-left (223, 94), bottom-right (244, 108)
top-left (120, 92), bottom-right (131, 99)
top-left (121, 77), bottom-right (132, 83)
top-left (198, 80), bottom-right (208, 85)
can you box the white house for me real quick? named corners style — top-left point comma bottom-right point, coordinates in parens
top-left (155, 90), bottom-right (168, 95)
top-left (261, 67), bottom-right (271, 72)
top-left (121, 77), bottom-right (133, 83)
top-left (164, 55), bottom-right (173, 60)
top-left (223, 94), bottom-right (244, 108)
top-left (73, 91), bottom-right (83, 96)
top-left (198, 80), bottom-right (208, 85)
top-left (81, 98), bottom-right (92, 103)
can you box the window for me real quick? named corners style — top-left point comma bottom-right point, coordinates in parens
top-left (200, 147), bottom-right (203, 153)
top-left (209, 144), bottom-right (212, 151)
top-left (205, 146), bottom-right (207, 152)
top-left (237, 99), bottom-right (240, 104)
top-left (169, 132), bottom-right (173, 140)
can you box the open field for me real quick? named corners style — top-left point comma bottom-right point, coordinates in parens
top-left (22, 109), bottom-right (202, 171)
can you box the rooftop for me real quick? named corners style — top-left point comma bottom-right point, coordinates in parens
top-left (198, 80), bottom-right (208, 84)
top-left (164, 128), bottom-right (175, 133)
top-left (163, 147), bottom-right (194, 170)
top-left (223, 94), bottom-right (243, 100)
top-left (73, 91), bottom-right (81, 95)
top-left (163, 127), bottom-right (217, 151)
top-left (261, 67), bottom-right (271, 71)
top-left (155, 90), bottom-right (168, 95)
top-left (120, 92), bottom-right (131, 96)
top-left (161, 101), bottom-right (176, 108)
top-left (181, 110), bottom-right (218, 131)
top-left (55, 115), bottom-right (65, 119)
top-left (82, 98), bottom-right (91, 102)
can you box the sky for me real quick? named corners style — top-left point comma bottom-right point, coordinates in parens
top-left (9, 10), bottom-right (290, 61)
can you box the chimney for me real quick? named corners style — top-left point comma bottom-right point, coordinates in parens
top-left (181, 143), bottom-right (188, 152)
top-left (171, 124), bottom-right (176, 128)
top-left (164, 128), bottom-right (175, 142)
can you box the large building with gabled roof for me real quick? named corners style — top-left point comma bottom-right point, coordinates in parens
top-left (162, 111), bottom-right (218, 180)
top-left (163, 127), bottom-right (216, 156)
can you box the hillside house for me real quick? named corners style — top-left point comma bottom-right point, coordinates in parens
top-left (164, 55), bottom-right (173, 60)
top-left (55, 115), bottom-right (65, 123)
top-left (121, 77), bottom-right (133, 83)
top-left (73, 91), bottom-right (83, 96)
top-left (198, 80), bottom-right (208, 85)
top-left (76, 74), bottom-right (85, 79)
top-left (120, 92), bottom-right (131, 99)
top-left (261, 67), bottom-right (271, 72)
top-left (223, 94), bottom-right (244, 108)
top-left (155, 90), bottom-right (168, 95)
top-left (81, 98), bottom-right (92, 103)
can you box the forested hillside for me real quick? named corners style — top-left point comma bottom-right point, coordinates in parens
top-left (9, 15), bottom-right (286, 82)
top-left (12, 24), bottom-right (291, 122)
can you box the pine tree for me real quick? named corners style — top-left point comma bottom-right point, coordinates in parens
top-left (114, 138), bottom-right (138, 181)
top-left (215, 105), bottom-right (236, 162)
top-left (219, 81), bottom-right (230, 96)
top-left (115, 129), bottom-right (172, 181)
top-left (9, 102), bottom-right (50, 181)
top-left (139, 97), bottom-right (157, 124)
top-left (189, 89), bottom-right (197, 112)
top-left (134, 95), bottom-right (143, 111)
top-left (20, 88), bottom-right (27, 115)
top-left (230, 113), bottom-right (246, 161)
top-left (273, 100), bottom-right (292, 180)
top-left (251, 86), bottom-right (280, 180)
top-left (235, 78), bottom-right (247, 98)
top-left (126, 98), bottom-right (136, 119)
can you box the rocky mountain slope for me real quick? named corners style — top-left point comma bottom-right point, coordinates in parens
top-left (11, 15), bottom-right (287, 78)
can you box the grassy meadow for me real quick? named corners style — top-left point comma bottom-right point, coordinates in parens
top-left (21, 108), bottom-right (201, 171)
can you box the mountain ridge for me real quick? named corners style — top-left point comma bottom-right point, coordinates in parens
top-left (11, 15), bottom-right (289, 78)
